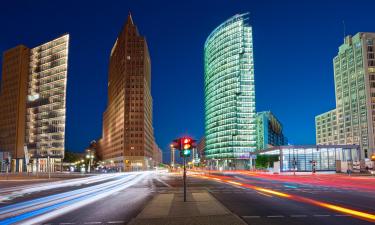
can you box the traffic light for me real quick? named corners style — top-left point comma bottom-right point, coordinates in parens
top-left (181, 137), bottom-right (193, 150)
top-left (172, 137), bottom-right (196, 158)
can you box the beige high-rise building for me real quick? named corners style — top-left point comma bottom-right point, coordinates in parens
top-left (316, 32), bottom-right (375, 159)
top-left (99, 13), bottom-right (156, 171)
top-left (0, 34), bottom-right (69, 172)
top-left (26, 34), bottom-right (69, 172)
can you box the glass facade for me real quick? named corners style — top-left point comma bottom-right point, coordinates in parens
top-left (256, 111), bottom-right (287, 150)
top-left (26, 34), bottom-right (69, 159)
top-left (259, 145), bottom-right (360, 172)
top-left (204, 13), bottom-right (256, 168)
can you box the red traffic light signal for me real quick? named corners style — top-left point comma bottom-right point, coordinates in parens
top-left (182, 138), bottom-right (192, 150)
top-left (171, 137), bottom-right (196, 156)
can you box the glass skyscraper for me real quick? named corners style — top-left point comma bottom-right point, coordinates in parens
top-left (256, 111), bottom-right (287, 150)
top-left (204, 13), bottom-right (256, 169)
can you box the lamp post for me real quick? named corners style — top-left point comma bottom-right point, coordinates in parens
top-left (86, 152), bottom-right (94, 173)
top-left (170, 144), bottom-right (175, 169)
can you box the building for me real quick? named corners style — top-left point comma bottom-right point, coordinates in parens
top-left (26, 34), bottom-right (69, 172)
top-left (99, 13), bottom-right (156, 171)
top-left (204, 13), bottom-right (256, 169)
top-left (254, 145), bottom-right (360, 173)
top-left (316, 33), bottom-right (375, 159)
top-left (256, 111), bottom-right (288, 150)
top-left (0, 45), bottom-right (29, 168)
top-left (196, 137), bottom-right (206, 165)
top-left (152, 143), bottom-right (163, 166)
top-left (0, 34), bottom-right (69, 172)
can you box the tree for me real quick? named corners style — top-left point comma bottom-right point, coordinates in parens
top-left (63, 151), bottom-right (82, 163)
top-left (255, 155), bottom-right (279, 168)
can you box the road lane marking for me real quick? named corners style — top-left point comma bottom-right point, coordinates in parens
top-left (84, 222), bottom-right (102, 224)
top-left (242, 216), bottom-right (260, 218)
top-left (267, 215), bottom-right (284, 218)
top-left (192, 174), bottom-right (375, 223)
top-left (290, 215), bottom-right (307, 217)
top-left (107, 221), bottom-right (125, 224)
top-left (334, 214), bottom-right (350, 217)
top-left (256, 191), bottom-right (273, 198)
top-left (314, 214), bottom-right (330, 217)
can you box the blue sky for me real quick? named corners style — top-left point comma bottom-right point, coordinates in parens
top-left (1, 0), bottom-right (375, 162)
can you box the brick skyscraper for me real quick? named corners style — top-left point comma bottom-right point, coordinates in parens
top-left (0, 46), bottom-right (29, 162)
top-left (100, 13), bottom-right (155, 171)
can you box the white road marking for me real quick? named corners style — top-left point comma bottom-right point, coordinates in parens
top-left (84, 222), bottom-right (102, 224)
top-left (290, 215), bottom-right (307, 217)
top-left (153, 176), bottom-right (172, 188)
top-left (267, 215), bottom-right (285, 218)
top-left (107, 221), bottom-right (125, 224)
top-left (314, 214), bottom-right (330, 217)
top-left (256, 191), bottom-right (273, 198)
top-left (334, 214), bottom-right (350, 217)
top-left (242, 216), bottom-right (260, 218)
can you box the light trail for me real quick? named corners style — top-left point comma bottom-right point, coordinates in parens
top-left (0, 173), bottom-right (124, 202)
top-left (192, 173), bottom-right (375, 223)
top-left (0, 172), bottom-right (151, 225)
top-left (0, 174), bottom-right (134, 217)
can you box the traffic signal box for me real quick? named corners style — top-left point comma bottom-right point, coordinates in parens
top-left (172, 137), bottom-right (196, 158)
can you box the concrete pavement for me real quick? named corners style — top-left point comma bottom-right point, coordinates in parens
top-left (129, 191), bottom-right (246, 225)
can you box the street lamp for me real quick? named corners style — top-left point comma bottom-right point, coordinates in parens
top-left (86, 152), bottom-right (94, 173)
top-left (170, 144), bottom-right (175, 169)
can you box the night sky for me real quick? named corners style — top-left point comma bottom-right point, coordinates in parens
top-left (1, 0), bottom-right (375, 162)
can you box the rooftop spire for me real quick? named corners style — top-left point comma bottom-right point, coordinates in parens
top-left (127, 11), bottom-right (134, 25)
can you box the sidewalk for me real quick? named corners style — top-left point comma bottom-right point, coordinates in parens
top-left (128, 191), bottom-right (246, 225)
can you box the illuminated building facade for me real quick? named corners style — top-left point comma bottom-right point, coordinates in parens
top-left (0, 34), bottom-right (69, 172)
top-left (204, 13), bottom-right (256, 169)
top-left (100, 13), bottom-right (155, 171)
top-left (256, 111), bottom-right (287, 150)
top-left (256, 145), bottom-right (360, 172)
top-left (316, 33), bottom-right (375, 159)
top-left (26, 34), bottom-right (69, 172)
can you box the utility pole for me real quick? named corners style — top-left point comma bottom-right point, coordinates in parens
top-left (48, 154), bottom-right (51, 179)
top-left (171, 137), bottom-right (196, 203)
top-left (183, 156), bottom-right (186, 202)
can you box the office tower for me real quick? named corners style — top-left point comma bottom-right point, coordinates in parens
top-left (316, 33), bottom-right (375, 159)
top-left (100, 13), bottom-right (155, 171)
top-left (204, 13), bottom-right (256, 169)
top-left (26, 34), bottom-right (69, 172)
top-left (256, 111), bottom-right (288, 150)
top-left (0, 45), bottom-right (29, 171)
top-left (0, 34), bottom-right (69, 172)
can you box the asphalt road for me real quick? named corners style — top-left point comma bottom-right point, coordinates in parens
top-left (0, 171), bottom-right (374, 225)
top-left (183, 172), bottom-right (375, 225)
top-left (0, 171), bottom-right (171, 225)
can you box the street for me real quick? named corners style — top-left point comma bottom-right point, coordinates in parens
top-left (0, 171), bottom-right (374, 225)
top-left (0, 171), bottom-right (171, 225)
top-left (189, 172), bottom-right (375, 225)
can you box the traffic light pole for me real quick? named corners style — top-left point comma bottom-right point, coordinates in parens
top-left (183, 156), bottom-right (187, 202)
